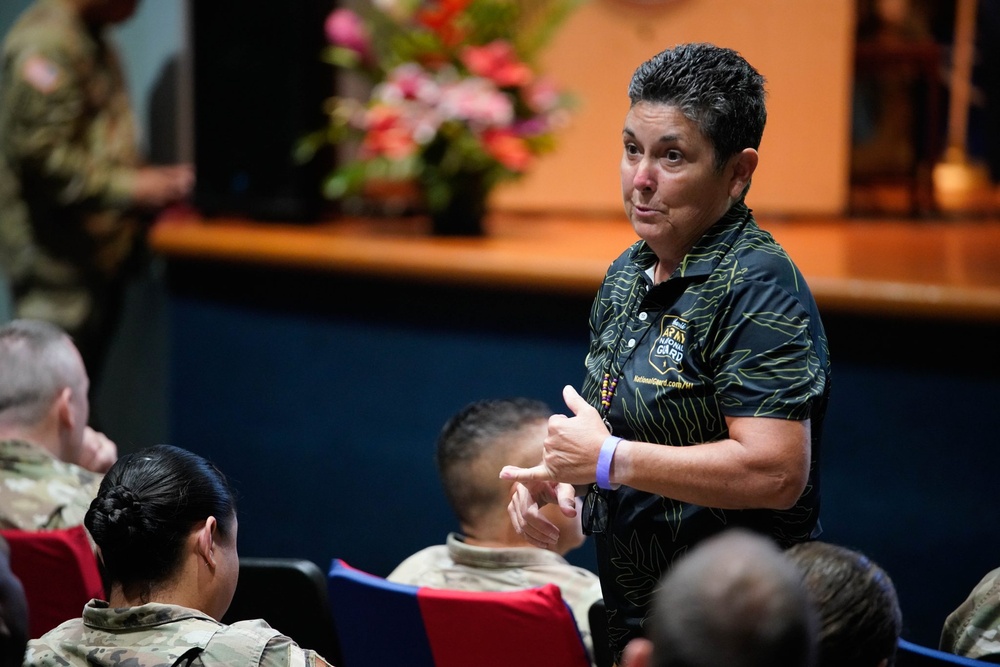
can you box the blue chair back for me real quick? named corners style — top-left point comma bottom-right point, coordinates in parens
top-left (327, 558), bottom-right (590, 667)
top-left (897, 638), bottom-right (999, 666)
top-left (327, 560), bottom-right (436, 667)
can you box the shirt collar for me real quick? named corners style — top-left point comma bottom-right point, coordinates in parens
top-left (446, 532), bottom-right (569, 569)
top-left (82, 599), bottom-right (218, 632)
top-left (629, 201), bottom-right (753, 281)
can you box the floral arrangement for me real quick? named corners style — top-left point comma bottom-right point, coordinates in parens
top-left (304, 0), bottom-right (582, 226)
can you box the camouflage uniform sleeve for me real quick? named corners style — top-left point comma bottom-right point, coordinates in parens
top-left (215, 620), bottom-right (333, 667)
top-left (940, 567), bottom-right (1000, 660)
top-left (4, 43), bottom-right (135, 209)
top-left (258, 634), bottom-right (332, 667)
top-left (45, 468), bottom-right (103, 530)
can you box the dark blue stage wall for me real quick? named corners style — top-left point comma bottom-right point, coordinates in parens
top-left (166, 259), bottom-right (999, 648)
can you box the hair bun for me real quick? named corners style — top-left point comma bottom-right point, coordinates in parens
top-left (105, 485), bottom-right (142, 519)
top-left (88, 485), bottom-right (144, 545)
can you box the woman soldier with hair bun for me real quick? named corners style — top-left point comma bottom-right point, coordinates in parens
top-left (23, 444), bottom-right (333, 667)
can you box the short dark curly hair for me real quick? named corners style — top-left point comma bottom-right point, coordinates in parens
top-left (436, 398), bottom-right (551, 527)
top-left (786, 540), bottom-right (902, 667)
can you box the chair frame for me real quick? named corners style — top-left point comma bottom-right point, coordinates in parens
top-left (898, 638), bottom-right (999, 666)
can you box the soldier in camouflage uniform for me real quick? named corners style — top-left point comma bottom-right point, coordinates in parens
top-left (0, 439), bottom-right (102, 530)
top-left (940, 567), bottom-right (1000, 662)
top-left (0, 319), bottom-right (114, 530)
top-left (25, 602), bottom-right (329, 667)
top-left (387, 398), bottom-right (603, 664)
top-left (24, 445), bottom-right (333, 667)
top-left (0, 0), bottom-right (193, 382)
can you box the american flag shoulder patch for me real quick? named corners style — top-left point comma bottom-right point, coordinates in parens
top-left (21, 54), bottom-right (62, 94)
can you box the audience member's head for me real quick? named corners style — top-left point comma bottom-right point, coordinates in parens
top-left (786, 540), bottom-right (902, 667)
top-left (0, 319), bottom-right (89, 463)
top-left (622, 528), bottom-right (817, 667)
top-left (437, 398), bottom-right (584, 555)
top-left (0, 536), bottom-right (28, 667)
top-left (85, 444), bottom-right (238, 620)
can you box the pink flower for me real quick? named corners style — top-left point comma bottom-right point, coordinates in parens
top-left (325, 9), bottom-right (371, 59)
top-left (525, 77), bottom-right (561, 113)
top-left (439, 78), bottom-right (513, 128)
top-left (482, 129), bottom-right (533, 172)
top-left (514, 116), bottom-right (549, 137)
top-left (372, 65), bottom-right (444, 143)
top-left (378, 64), bottom-right (440, 104)
top-left (460, 41), bottom-right (533, 88)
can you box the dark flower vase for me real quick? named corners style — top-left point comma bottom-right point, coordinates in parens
top-left (427, 173), bottom-right (488, 237)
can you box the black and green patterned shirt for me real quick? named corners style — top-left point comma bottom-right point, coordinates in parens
top-left (582, 202), bottom-right (831, 655)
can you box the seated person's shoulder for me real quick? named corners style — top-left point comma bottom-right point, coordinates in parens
top-left (386, 543), bottom-right (450, 584)
top-left (217, 620), bottom-right (331, 667)
top-left (942, 567), bottom-right (1000, 660)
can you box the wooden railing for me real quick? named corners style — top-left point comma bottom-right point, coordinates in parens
top-left (150, 209), bottom-right (1000, 322)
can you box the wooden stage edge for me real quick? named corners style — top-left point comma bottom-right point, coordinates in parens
top-left (150, 209), bottom-right (1000, 323)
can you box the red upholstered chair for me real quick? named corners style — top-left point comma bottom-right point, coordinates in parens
top-left (1, 526), bottom-right (104, 638)
top-left (327, 558), bottom-right (590, 667)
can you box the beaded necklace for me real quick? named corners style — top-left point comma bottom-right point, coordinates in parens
top-left (600, 374), bottom-right (618, 414)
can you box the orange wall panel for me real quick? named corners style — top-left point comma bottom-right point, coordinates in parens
top-left (493, 0), bottom-right (855, 216)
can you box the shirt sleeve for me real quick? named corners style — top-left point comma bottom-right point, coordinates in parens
top-left (259, 634), bottom-right (333, 667)
top-left (707, 279), bottom-right (827, 420)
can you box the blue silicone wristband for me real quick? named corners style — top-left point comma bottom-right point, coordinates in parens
top-left (596, 436), bottom-right (623, 490)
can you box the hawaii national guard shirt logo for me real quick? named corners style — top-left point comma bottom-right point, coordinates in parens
top-left (649, 315), bottom-right (687, 375)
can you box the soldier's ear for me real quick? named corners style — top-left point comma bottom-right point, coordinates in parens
top-left (195, 517), bottom-right (218, 569)
top-left (55, 387), bottom-right (75, 429)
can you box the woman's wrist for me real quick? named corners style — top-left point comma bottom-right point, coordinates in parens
top-left (609, 439), bottom-right (630, 488)
top-left (596, 436), bottom-right (621, 489)
top-left (598, 436), bottom-right (632, 490)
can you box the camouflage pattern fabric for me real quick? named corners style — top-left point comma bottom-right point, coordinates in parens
top-left (24, 599), bottom-right (331, 666)
top-left (0, 438), bottom-right (101, 530)
top-left (941, 567), bottom-right (1000, 661)
top-left (0, 0), bottom-right (140, 338)
top-left (388, 531), bottom-right (604, 663)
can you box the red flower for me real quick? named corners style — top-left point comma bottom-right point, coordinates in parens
top-left (482, 128), bottom-right (533, 172)
top-left (461, 41), bottom-right (533, 88)
top-left (360, 105), bottom-right (418, 159)
top-left (417, 0), bottom-right (473, 46)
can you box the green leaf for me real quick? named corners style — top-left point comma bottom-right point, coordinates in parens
top-left (322, 46), bottom-right (362, 69)
top-left (293, 131), bottom-right (326, 164)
